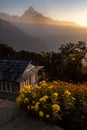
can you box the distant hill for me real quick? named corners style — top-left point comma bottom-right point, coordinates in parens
top-left (0, 12), bottom-right (20, 23)
top-left (0, 19), bottom-right (46, 52)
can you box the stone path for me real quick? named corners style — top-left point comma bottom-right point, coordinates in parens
top-left (0, 99), bottom-right (64, 130)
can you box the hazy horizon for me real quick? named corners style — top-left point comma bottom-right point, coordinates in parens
top-left (0, 1), bottom-right (87, 53)
top-left (0, 0), bottom-right (87, 26)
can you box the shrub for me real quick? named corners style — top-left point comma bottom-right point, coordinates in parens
top-left (16, 80), bottom-right (87, 130)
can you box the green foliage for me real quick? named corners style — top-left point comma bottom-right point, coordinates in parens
top-left (41, 41), bottom-right (87, 83)
top-left (1, 41), bottom-right (87, 82)
top-left (58, 41), bottom-right (87, 82)
top-left (0, 44), bottom-right (16, 58)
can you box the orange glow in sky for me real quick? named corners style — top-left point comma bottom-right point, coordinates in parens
top-left (0, 0), bottom-right (87, 26)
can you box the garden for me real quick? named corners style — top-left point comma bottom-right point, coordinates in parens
top-left (16, 80), bottom-right (87, 130)
top-left (16, 81), bottom-right (87, 130)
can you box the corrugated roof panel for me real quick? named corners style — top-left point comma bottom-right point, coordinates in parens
top-left (0, 59), bottom-right (30, 82)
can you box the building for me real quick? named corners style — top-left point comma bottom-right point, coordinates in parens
top-left (0, 59), bottom-right (43, 100)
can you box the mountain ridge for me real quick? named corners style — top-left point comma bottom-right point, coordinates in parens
top-left (0, 7), bottom-right (87, 52)
top-left (0, 6), bottom-right (79, 26)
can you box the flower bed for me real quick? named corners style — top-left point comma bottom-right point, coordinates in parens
top-left (16, 80), bottom-right (87, 130)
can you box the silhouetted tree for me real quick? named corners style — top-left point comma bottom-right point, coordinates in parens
top-left (0, 44), bottom-right (16, 58)
top-left (1, 42), bottom-right (87, 83)
top-left (59, 41), bottom-right (87, 82)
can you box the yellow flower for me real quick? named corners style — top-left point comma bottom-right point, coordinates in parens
top-left (32, 100), bottom-right (35, 104)
top-left (24, 85), bottom-right (32, 93)
top-left (32, 92), bottom-right (36, 98)
top-left (34, 102), bottom-right (40, 111)
top-left (39, 111), bottom-right (44, 117)
top-left (71, 97), bottom-right (76, 101)
top-left (24, 98), bottom-right (29, 103)
top-left (53, 81), bottom-right (58, 84)
top-left (21, 94), bottom-right (25, 99)
top-left (20, 88), bottom-right (24, 94)
top-left (53, 93), bottom-right (58, 97)
top-left (27, 105), bottom-right (30, 110)
top-left (46, 114), bottom-right (50, 118)
top-left (27, 105), bottom-right (34, 110)
top-left (44, 95), bottom-right (48, 99)
top-left (40, 80), bottom-right (46, 85)
top-left (31, 106), bottom-right (34, 109)
top-left (20, 85), bottom-right (32, 94)
top-left (34, 105), bottom-right (39, 111)
top-left (34, 85), bottom-right (40, 89)
top-left (16, 96), bottom-right (22, 105)
top-left (39, 80), bottom-right (48, 87)
top-left (48, 85), bottom-right (53, 89)
top-left (52, 104), bottom-right (60, 112)
top-left (39, 95), bottom-right (48, 102)
top-left (36, 102), bottom-right (40, 105)
top-left (39, 97), bottom-right (46, 102)
top-left (64, 90), bottom-right (71, 97)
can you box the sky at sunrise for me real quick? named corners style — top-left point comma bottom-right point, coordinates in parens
top-left (0, 0), bottom-right (87, 26)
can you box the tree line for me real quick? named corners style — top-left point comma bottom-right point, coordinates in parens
top-left (0, 41), bottom-right (87, 83)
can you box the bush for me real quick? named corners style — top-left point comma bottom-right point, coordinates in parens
top-left (16, 80), bottom-right (87, 130)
